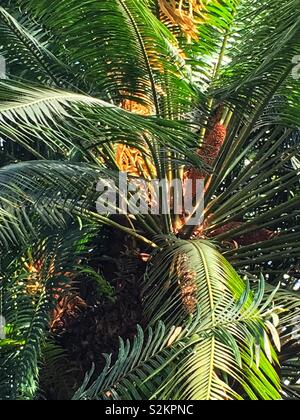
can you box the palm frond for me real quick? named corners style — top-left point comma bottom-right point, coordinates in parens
top-left (0, 81), bottom-right (204, 171)
top-left (0, 160), bottom-right (166, 248)
top-left (215, 0), bottom-right (300, 120)
top-left (16, 0), bottom-right (196, 114)
top-left (141, 238), bottom-right (282, 399)
top-left (0, 6), bottom-right (74, 87)
top-left (0, 225), bottom-right (94, 400)
top-left (73, 274), bottom-right (283, 400)
top-left (202, 127), bottom-right (300, 277)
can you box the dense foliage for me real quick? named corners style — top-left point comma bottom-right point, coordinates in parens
top-left (0, 0), bottom-right (299, 400)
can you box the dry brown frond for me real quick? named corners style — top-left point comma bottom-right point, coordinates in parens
top-left (158, 0), bottom-right (213, 40)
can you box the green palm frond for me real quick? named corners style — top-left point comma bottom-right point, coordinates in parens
top-left (16, 0), bottom-right (197, 114)
top-left (143, 238), bottom-right (246, 326)
top-left (39, 340), bottom-right (81, 400)
top-left (72, 322), bottom-right (182, 400)
top-left (0, 7), bottom-right (73, 87)
top-left (0, 160), bottom-right (165, 248)
top-left (73, 274), bottom-right (283, 400)
top-left (0, 283), bottom-right (49, 399)
top-left (203, 127), bottom-right (300, 277)
top-left (0, 81), bottom-right (204, 170)
top-left (141, 239), bottom-right (283, 399)
top-left (180, 0), bottom-right (240, 91)
top-left (269, 286), bottom-right (300, 399)
top-left (215, 0), bottom-right (300, 120)
top-left (0, 225), bottom-right (95, 400)
top-left (196, 0), bottom-right (300, 199)
top-left (0, 161), bottom-right (99, 248)
top-left (0, 0), bottom-right (299, 402)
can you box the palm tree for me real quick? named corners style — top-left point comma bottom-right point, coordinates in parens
top-left (0, 0), bottom-right (299, 400)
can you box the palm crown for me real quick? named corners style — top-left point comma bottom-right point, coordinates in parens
top-left (0, 0), bottom-right (299, 400)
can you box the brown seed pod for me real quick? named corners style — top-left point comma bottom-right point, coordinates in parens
top-left (172, 253), bottom-right (198, 314)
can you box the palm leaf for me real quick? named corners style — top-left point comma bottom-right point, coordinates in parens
top-left (74, 275), bottom-right (283, 400)
top-left (0, 226), bottom-right (94, 399)
top-left (0, 6), bottom-right (74, 87)
top-left (142, 238), bottom-right (282, 399)
top-left (16, 0), bottom-right (196, 114)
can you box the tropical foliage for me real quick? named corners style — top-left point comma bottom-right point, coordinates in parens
top-left (0, 0), bottom-right (299, 400)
